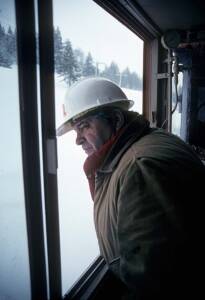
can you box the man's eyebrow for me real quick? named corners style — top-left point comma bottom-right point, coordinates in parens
top-left (75, 119), bottom-right (89, 129)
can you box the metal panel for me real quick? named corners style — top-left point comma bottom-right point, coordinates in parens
top-left (136, 0), bottom-right (205, 31)
top-left (143, 38), bottom-right (159, 125)
top-left (15, 0), bottom-right (48, 299)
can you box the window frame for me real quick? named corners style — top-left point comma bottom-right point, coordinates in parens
top-left (15, 0), bottom-right (164, 299)
top-left (15, 0), bottom-right (48, 299)
top-left (15, 0), bottom-right (61, 299)
top-left (37, 0), bottom-right (62, 298)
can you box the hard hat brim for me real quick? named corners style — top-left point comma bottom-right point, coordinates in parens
top-left (56, 99), bottom-right (134, 136)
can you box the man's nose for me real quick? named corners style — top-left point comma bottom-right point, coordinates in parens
top-left (75, 131), bottom-right (84, 145)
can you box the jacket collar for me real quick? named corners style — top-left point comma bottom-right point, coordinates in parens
top-left (97, 114), bottom-right (150, 174)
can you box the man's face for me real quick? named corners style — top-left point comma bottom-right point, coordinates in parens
top-left (73, 115), bottom-right (114, 156)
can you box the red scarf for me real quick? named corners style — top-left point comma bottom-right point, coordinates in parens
top-left (83, 130), bottom-right (122, 200)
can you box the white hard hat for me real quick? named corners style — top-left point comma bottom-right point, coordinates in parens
top-left (57, 77), bottom-right (134, 136)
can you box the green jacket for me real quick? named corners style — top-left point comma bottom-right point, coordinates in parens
top-left (93, 113), bottom-right (205, 299)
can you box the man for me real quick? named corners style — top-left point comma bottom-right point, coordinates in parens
top-left (57, 77), bottom-right (205, 299)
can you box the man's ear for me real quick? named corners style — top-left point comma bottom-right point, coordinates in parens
top-left (113, 109), bottom-right (125, 131)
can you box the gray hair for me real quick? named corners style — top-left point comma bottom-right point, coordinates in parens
top-left (91, 107), bottom-right (127, 131)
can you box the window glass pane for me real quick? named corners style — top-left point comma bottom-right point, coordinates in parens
top-left (172, 71), bottom-right (183, 136)
top-left (53, 0), bottom-right (143, 294)
top-left (0, 1), bottom-right (31, 299)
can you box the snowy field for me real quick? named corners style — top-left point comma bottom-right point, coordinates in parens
top-left (0, 66), bottom-right (31, 300)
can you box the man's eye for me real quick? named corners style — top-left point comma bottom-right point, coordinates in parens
top-left (78, 122), bottom-right (89, 131)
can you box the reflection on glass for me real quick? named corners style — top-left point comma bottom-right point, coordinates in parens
top-left (53, 0), bottom-right (143, 293)
top-left (0, 1), bottom-right (31, 299)
top-left (172, 72), bottom-right (183, 136)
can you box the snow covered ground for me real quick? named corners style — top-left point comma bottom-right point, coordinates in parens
top-left (0, 66), bottom-right (31, 300)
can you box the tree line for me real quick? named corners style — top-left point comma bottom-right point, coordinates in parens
top-left (0, 23), bottom-right (16, 67)
top-left (54, 27), bottom-right (142, 90)
top-left (0, 23), bottom-right (142, 90)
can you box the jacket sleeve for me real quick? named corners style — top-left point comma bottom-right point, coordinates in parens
top-left (117, 157), bottom-right (184, 297)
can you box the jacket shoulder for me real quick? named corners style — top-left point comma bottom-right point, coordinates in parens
top-left (117, 129), bottom-right (203, 173)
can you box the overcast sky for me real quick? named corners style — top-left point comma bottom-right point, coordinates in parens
top-left (0, 0), bottom-right (15, 28)
top-left (0, 0), bottom-right (143, 74)
top-left (53, 0), bottom-right (143, 74)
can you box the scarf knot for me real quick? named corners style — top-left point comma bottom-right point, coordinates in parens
top-left (83, 130), bottom-right (123, 200)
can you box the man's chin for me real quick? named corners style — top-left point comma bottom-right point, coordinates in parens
top-left (84, 148), bottom-right (94, 156)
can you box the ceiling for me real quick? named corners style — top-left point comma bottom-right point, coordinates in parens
top-left (136, 0), bottom-right (205, 32)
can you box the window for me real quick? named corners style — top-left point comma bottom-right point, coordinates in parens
top-left (0, 1), bottom-right (31, 299)
top-left (1, 0), bottom-right (147, 298)
top-left (53, 0), bottom-right (143, 294)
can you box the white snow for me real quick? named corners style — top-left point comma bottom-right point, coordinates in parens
top-left (0, 66), bottom-right (31, 300)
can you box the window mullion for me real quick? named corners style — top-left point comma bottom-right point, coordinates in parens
top-left (37, 0), bottom-right (62, 299)
top-left (15, 0), bottom-right (48, 299)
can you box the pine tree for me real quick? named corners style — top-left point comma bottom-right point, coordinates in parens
top-left (130, 72), bottom-right (142, 90)
top-left (0, 23), bottom-right (5, 66)
top-left (54, 27), bottom-right (64, 74)
top-left (121, 67), bottom-right (131, 88)
top-left (74, 48), bottom-right (84, 78)
top-left (104, 61), bottom-right (120, 84)
top-left (83, 52), bottom-right (96, 76)
top-left (6, 26), bottom-right (16, 65)
top-left (60, 39), bottom-right (79, 85)
top-left (0, 23), bottom-right (12, 67)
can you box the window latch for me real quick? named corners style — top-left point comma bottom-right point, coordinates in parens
top-left (46, 138), bottom-right (58, 175)
top-left (156, 72), bottom-right (171, 79)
